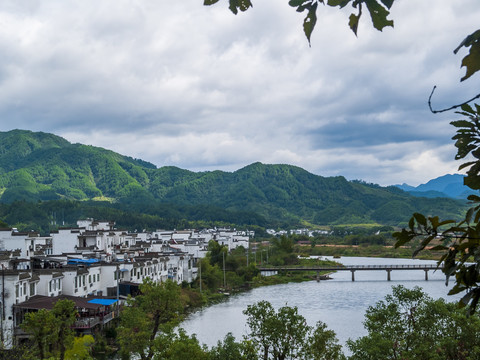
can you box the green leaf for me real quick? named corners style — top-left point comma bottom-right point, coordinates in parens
top-left (364, 0), bottom-right (394, 32)
top-left (204, 0), bottom-right (221, 5)
top-left (289, 0), bottom-right (308, 6)
top-left (429, 245), bottom-right (449, 251)
top-left (461, 41), bottom-right (480, 81)
top-left (303, 3), bottom-right (318, 46)
top-left (450, 120), bottom-right (475, 128)
top-left (327, 0), bottom-right (351, 7)
top-left (228, 0), bottom-right (252, 14)
top-left (413, 212), bottom-right (427, 227)
top-left (349, 13), bottom-right (360, 36)
top-left (461, 103), bottom-right (476, 114)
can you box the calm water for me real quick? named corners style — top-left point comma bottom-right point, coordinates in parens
top-left (181, 256), bottom-right (460, 350)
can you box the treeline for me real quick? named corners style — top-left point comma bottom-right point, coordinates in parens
top-left (0, 199), bottom-right (270, 236)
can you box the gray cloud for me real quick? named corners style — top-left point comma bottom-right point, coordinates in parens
top-left (0, 0), bottom-right (478, 186)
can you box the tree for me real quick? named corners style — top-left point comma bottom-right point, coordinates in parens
top-left (20, 309), bottom-right (56, 359)
top-left (64, 335), bottom-right (95, 360)
top-left (153, 328), bottom-right (209, 360)
top-left (243, 300), bottom-right (343, 360)
top-left (209, 333), bottom-right (246, 360)
top-left (52, 299), bottom-right (77, 360)
top-left (117, 279), bottom-right (184, 360)
top-left (306, 321), bottom-right (345, 360)
top-left (20, 299), bottom-right (78, 360)
top-left (347, 285), bottom-right (480, 360)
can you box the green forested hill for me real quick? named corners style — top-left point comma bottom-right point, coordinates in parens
top-left (0, 130), bottom-right (467, 228)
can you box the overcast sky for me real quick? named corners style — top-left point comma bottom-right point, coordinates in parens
top-left (0, 0), bottom-right (479, 186)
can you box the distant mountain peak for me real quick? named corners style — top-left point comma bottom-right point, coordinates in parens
top-left (394, 173), bottom-right (477, 199)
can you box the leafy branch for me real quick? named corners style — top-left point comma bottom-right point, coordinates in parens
top-left (204, 0), bottom-right (395, 45)
top-left (394, 103), bottom-right (480, 313)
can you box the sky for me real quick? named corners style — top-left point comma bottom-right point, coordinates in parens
top-left (0, 0), bottom-right (479, 186)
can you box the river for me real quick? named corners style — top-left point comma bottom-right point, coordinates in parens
top-left (181, 256), bottom-right (460, 351)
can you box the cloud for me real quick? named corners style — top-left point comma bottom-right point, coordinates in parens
top-left (0, 0), bottom-right (479, 186)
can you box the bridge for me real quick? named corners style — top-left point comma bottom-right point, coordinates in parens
top-left (258, 264), bottom-right (444, 281)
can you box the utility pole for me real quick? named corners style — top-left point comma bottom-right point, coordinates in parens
top-left (1, 265), bottom-right (4, 344)
top-left (116, 264), bottom-right (120, 316)
top-left (222, 251), bottom-right (226, 288)
top-left (199, 260), bottom-right (202, 293)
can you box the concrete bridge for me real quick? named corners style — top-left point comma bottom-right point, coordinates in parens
top-left (258, 264), bottom-right (444, 281)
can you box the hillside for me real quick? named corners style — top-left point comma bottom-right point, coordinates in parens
top-left (0, 130), bottom-right (468, 227)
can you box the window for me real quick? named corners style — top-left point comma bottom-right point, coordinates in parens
top-left (89, 275), bottom-right (91, 283)
top-left (97, 274), bottom-right (100, 282)
top-left (15, 284), bottom-right (19, 297)
top-left (23, 283), bottom-right (26, 296)
top-left (49, 281), bottom-right (52, 293)
top-left (30, 283), bottom-right (35, 296)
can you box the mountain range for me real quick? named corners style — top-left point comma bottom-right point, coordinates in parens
top-left (395, 174), bottom-right (478, 199)
top-left (0, 130), bottom-right (468, 228)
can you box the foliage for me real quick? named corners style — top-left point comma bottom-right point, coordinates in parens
top-left (204, 0), bottom-right (394, 45)
top-left (243, 300), bottom-right (344, 360)
top-left (347, 285), bottom-right (480, 360)
top-left (117, 279), bottom-right (184, 360)
top-left (209, 333), bottom-right (248, 360)
top-left (20, 309), bottom-right (56, 359)
top-left (20, 299), bottom-right (78, 360)
top-left (153, 328), bottom-right (209, 360)
top-left (64, 335), bottom-right (95, 360)
top-left (393, 104), bottom-right (480, 313)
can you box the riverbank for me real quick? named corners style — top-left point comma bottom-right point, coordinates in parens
top-left (296, 243), bottom-right (442, 260)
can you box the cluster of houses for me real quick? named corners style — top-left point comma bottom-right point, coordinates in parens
top-left (266, 228), bottom-right (330, 237)
top-left (0, 219), bottom-right (252, 348)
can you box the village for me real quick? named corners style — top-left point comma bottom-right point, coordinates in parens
top-left (0, 218), bottom-right (252, 348)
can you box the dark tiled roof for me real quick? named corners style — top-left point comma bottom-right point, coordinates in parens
top-left (14, 295), bottom-right (114, 310)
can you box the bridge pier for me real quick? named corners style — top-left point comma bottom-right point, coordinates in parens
top-left (387, 270), bottom-right (391, 281)
top-left (351, 270), bottom-right (355, 281)
top-left (316, 271), bottom-right (320, 282)
top-left (425, 270), bottom-right (428, 281)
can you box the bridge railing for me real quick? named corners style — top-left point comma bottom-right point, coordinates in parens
top-left (258, 264), bottom-right (443, 270)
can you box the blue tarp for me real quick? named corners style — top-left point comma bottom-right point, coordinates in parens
top-left (87, 298), bottom-right (118, 306)
top-left (67, 258), bottom-right (100, 265)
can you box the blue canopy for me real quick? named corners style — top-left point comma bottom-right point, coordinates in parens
top-left (67, 258), bottom-right (100, 265)
top-left (87, 298), bottom-right (118, 306)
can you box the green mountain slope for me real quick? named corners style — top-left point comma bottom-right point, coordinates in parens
top-left (0, 130), bottom-right (467, 226)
